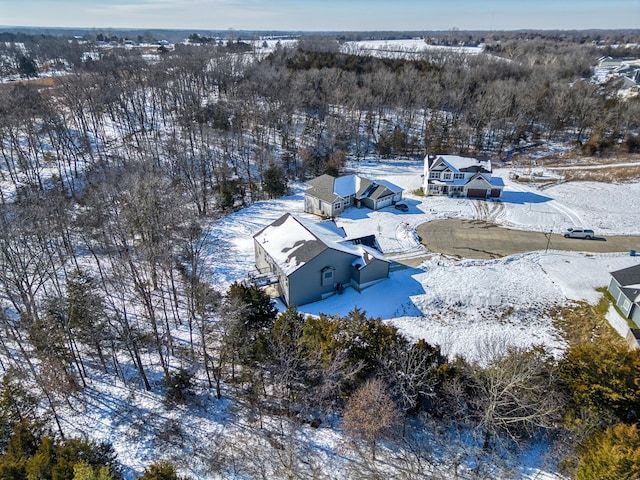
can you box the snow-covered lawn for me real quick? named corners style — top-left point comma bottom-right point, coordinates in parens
top-left (203, 158), bottom-right (640, 363)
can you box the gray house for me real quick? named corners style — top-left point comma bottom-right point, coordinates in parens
top-left (253, 213), bottom-right (390, 306)
top-left (608, 264), bottom-right (640, 326)
top-left (304, 174), bottom-right (403, 218)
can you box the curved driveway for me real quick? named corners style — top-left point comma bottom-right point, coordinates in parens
top-left (417, 218), bottom-right (640, 260)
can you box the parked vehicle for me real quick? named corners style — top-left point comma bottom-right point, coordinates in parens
top-left (394, 203), bottom-right (409, 212)
top-left (564, 227), bottom-right (595, 239)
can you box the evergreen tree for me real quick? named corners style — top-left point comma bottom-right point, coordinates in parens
top-left (561, 342), bottom-right (640, 427)
top-left (17, 55), bottom-right (38, 78)
top-left (262, 165), bottom-right (288, 198)
top-left (138, 461), bottom-right (187, 479)
top-left (0, 372), bottom-right (39, 454)
top-left (72, 461), bottom-right (114, 480)
top-left (575, 423), bottom-right (640, 480)
top-left (225, 282), bottom-right (277, 333)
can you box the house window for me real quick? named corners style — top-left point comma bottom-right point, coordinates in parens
top-left (429, 172), bottom-right (440, 179)
top-left (321, 266), bottom-right (335, 286)
top-left (443, 173), bottom-right (452, 180)
top-left (334, 201), bottom-right (342, 211)
top-left (454, 173), bottom-right (464, 179)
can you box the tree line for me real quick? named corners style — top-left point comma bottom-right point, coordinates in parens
top-left (0, 35), bottom-right (638, 209)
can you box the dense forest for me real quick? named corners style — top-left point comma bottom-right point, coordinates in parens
top-left (0, 31), bottom-right (639, 478)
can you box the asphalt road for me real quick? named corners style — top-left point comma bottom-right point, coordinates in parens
top-left (416, 218), bottom-right (640, 260)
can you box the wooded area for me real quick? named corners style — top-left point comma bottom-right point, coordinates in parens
top-left (0, 31), bottom-right (639, 478)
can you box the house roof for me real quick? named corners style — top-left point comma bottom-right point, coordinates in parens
top-left (304, 174), bottom-right (402, 203)
top-left (621, 287), bottom-right (640, 304)
top-left (254, 213), bottom-right (388, 276)
top-left (490, 177), bottom-right (505, 187)
top-left (367, 184), bottom-right (394, 200)
top-left (611, 264), bottom-right (640, 287)
top-left (304, 174), bottom-right (342, 203)
top-left (334, 174), bottom-right (364, 197)
top-left (611, 264), bottom-right (640, 303)
top-left (466, 172), bottom-right (492, 186)
top-left (373, 179), bottom-right (403, 194)
top-left (427, 154), bottom-right (492, 174)
top-left (306, 174), bottom-right (335, 190)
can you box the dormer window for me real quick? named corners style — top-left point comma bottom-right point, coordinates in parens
top-left (443, 172), bottom-right (452, 180)
top-left (454, 173), bottom-right (464, 179)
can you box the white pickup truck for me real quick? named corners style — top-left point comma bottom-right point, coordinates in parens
top-left (563, 227), bottom-right (595, 239)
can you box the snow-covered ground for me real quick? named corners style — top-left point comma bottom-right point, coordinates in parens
top-left (203, 158), bottom-right (640, 363)
top-left (59, 156), bottom-right (640, 480)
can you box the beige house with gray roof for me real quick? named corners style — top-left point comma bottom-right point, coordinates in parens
top-left (304, 174), bottom-right (403, 217)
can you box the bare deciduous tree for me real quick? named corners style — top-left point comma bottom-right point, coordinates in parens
top-left (466, 344), bottom-right (566, 449)
top-left (343, 377), bottom-right (399, 460)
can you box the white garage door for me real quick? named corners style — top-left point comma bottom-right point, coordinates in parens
top-left (377, 197), bottom-right (393, 209)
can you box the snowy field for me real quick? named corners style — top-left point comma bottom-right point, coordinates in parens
top-left (255, 38), bottom-right (484, 59)
top-left (203, 158), bottom-right (640, 363)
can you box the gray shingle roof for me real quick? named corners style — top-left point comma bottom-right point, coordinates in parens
top-left (611, 264), bottom-right (640, 287)
top-left (305, 174), bottom-right (342, 203)
top-left (304, 174), bottom-right (402, 203)
top-left (428, 154), bottom-right (492, 173)
top-left (254, 213), bottom-right (388, 275)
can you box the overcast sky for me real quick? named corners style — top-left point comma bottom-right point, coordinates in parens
top-left (0, 0), bottom-right (638, 31)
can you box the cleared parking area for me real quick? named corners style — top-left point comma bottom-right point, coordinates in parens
top-left (417, 218), bottom-right (640, 260)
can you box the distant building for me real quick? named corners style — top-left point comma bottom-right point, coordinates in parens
top-left (422, 154), bottom-right (504, 198)
top-left (253, 213), bottom-right (390, 306)
top-left (303, 174), bottom-right (403, 218)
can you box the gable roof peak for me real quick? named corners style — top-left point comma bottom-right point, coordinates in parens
top-left (426, 154), bottom-right (492, 173)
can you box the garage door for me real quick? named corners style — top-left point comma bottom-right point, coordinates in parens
top-left (490, 189), bottom-right (501, 197)
top-left (377, 197), bottom-right (393, 209)
top-left (466, 189), bottom-right (487, 198)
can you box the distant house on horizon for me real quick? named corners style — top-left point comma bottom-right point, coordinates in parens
top-left (422, 154), bottom-right (504, 198)
top-left (303, 173), bottom-right (403, 218)
top-left (253, 213), bottom-right (390, 307)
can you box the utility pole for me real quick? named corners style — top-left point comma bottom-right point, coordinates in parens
top-left (545, 230), bottom-right (552, 253)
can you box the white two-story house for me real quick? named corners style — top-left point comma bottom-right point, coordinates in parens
top-left (422, 154), bottom-right (504, 198)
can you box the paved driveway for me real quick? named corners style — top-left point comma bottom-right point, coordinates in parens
top-left (416, 218), bottom-right (640, 260)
